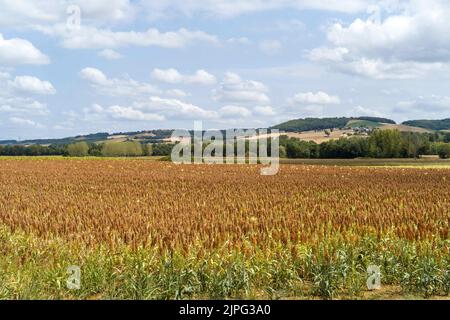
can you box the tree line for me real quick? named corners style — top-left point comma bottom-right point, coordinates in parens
top-left (280, 130), bottom-right (450, 159)
top-left (1, 130), bottom-right (450, 159)
top-left (0, 141), bottom-right (175, 157)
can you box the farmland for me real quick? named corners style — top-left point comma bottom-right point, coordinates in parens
top-left (0, 158), bottom-right (449, 299)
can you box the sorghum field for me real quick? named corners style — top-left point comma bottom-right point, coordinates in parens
top-left (0, 158), bottom-right (449, 299)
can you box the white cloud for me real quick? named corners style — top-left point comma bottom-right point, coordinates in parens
top-left (259, 40), bottom-right (282, 55)
top-left (0, 98), bottom-right (49, 115)
top-left (143, 0), bottom-right (372, 19)
top-left (0, 72), bottom-right (50, 116)
top-left (135, 97), bottom-right (217, 119)
top-left (74, 0), bottom-right (136, 24)
top-left (308, 47), bottom-right (349, 62)
top-left (86, 96), bottom-right (218, 122)
top-left (35, 24), bottom-right (219, 49)
top-left (214, 72), bottom-right (270, 105)
top-left (0, 0), bottom-right (136, 27)
top-left (98, 49), bottom-right (122, 60)
top-left (253, 105), bottom-right (276, 116)
top-left (289, 91), bottom-right (341, 105)
top-left (308, 46), bottom-right (443, 80)
top-left (309, 1), bottom-right (450, 79)
top-left (327, 1), bottom-right (450, 63)
top-left (226, 37), bottom-right (251, 45)
top-left (166, 89), bottom-right (190, 98)
top-left (85, 103), bottom-right (164, 122)
top-left (395, 95), bottom-right (450, 113)
top-left (351, 105), bottom-right (384, 117)
top-left (106, 105), bottom-right (165, 121)
top-left (152, 68), bottom-right (216, 85)
top-left (219, 105), bottom-right (252, 118)
top-left (9, 117), bottom-right (44, 128)
top-left (80, 67), bottom-right (109, 85)
top-left (9, 76), bottom-right (56, 95)
top-left (0, 33), bottom-right (49, 66)
top-left (80, 67), bottom-right (160, 97)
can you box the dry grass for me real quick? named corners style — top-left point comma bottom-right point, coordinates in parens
top-left (380, 124), bottom-right (432, 133)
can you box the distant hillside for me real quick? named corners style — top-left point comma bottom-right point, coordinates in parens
top-left (2, 117), bottom-right (447, 147)
top-left (272, 117), bottom-right (396, 132)
top-left (0, 130), bottom-right (174, 146)
top-left (402, 119), bottom-right (450, 131)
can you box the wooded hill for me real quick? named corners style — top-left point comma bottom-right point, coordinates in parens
top-left (271, 117), bottom-right (396, 132)
top-left (402, 119), bottom-right (450, 131)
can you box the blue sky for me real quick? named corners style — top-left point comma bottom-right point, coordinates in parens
top-left (1, 0), bottom-right (450, 139)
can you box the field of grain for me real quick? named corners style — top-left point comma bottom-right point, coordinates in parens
top-left (0, 158), bottom-right (449, 299)
top-left (246, 129), bottom-right (355, 144)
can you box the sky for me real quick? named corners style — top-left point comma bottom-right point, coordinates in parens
top-left (1, 0), bottom-right (450, 140)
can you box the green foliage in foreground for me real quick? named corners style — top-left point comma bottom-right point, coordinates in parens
top-left (0, 228), bottom-right (448, 300)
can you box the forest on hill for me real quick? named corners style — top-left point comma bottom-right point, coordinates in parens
top-left (402, 119), bottom-right (450, 131)
top-left (271, 117), bottom-right (396, 132)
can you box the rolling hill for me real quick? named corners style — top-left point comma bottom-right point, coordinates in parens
top-left (1, 117), bottom-right (448, 147)
top-left (271, 117), bottom-right (396, 132)
top-left (402, 119), bottom-right (450, 131)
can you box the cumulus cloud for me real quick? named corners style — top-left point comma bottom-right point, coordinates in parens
top-left (226, 37), bottom-right (251, 45)
top-left (289, 91), bottom-right (341, 105)
top-left (214, 72), bottom-right (270, 105)
top-left (35, 24), bottom-right (219, 50)
top-left (219, 105), bottom-right (252, 118)
top-left (9, 116), bottom-right (44, 128)
top-left (0, 98), bottom-right (49, 115)
top-left (253, 106), bottom-right (276, 116)
top-left (259, 40), bottom-right (282, 55)
top-left (98, 49), bottom-right (122, 60)
top-left (9, 76), bottom-right (56, 95)
top-left (143, 0), bottom-right (372, 19)
top-left (166, 89), bottom-right (190, 98)
top-left (309, 0), bottom-right (450, 79)
top-left (73, 0), bottom-right (136, 24)
top-left (135, 97), bottom-right (217, 119)
top-left (0, 33), bottom-right (49, 65)
top-left (80, 67), bottom-right (160, 97)
top-left (351, 105), bottom-right (384, 117)
top-left (105, 105), bottom-right (165, 121)
top-left (0, 72), bottom-right (50, 116)
top-left (151, 68), bottom-right (217, 85)
top-left (0, 0), bottom-right (136, 27)
top-left (308, 47), bottom-right (444, 79)
top-left (395, 95), bottom-right (450, 113)
top-left (327, 1), bottom-right (450, 63)
top-left (85, 103), bottom-right (165, 122)
top-left (86, 96), bottom-right (218, 122)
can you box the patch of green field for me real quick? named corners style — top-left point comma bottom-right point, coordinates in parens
top-left (347, 120), bottom-right (382, 128)
top-left (280, 158), bottom-right (450, 168)
top-left (0, 227), bottom-right (448, 300)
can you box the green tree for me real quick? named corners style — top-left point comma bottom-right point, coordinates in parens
top-left (286, 139), bottom-right (311, 158)
top-left (67, 142), bottom-right (89, 157)
top-left (101, 141), bottom-right (143, 157)
top-left (436, 143), bottom-right (450, 159)
top-left (368, 130), bottom-right (402, 158)
top-left (144, 143), bottom-right (153, 156)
